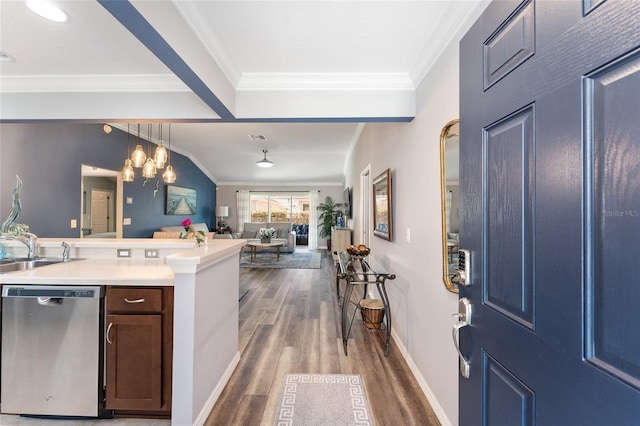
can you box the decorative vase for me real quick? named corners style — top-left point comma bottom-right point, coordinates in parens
top-left (261, 237), bottom-right (271, 243)
top-left (1, 176), bottom-right (23, 235)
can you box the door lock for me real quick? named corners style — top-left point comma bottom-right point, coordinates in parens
top-left (452, 297), bottom-right (472, 378)
top-left (452, 249), bottom-right (472, 286)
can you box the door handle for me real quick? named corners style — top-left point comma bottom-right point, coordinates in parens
top-left (452, 298), bottom-right (472, 379)
top-left (106, 322), bottom-right (114, 344)
top-left (37, 297), bottom-right (63, 306)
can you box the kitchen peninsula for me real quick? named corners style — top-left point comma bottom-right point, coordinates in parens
top-left (0, 237), bottom-right (246, 426)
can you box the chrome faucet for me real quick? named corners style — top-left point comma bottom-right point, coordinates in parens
top-left (0, 230), bottom-right (38, 259)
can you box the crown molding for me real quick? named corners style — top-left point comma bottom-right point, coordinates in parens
top-left (237, 72), bottom-right (414, 91)
top-left (0, 74), bottom-right (187, 93)
top-left (218, 181), bottom-right (344, 187)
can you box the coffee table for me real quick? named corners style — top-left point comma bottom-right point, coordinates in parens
top-left (247, 241), bottom-right (285, 262)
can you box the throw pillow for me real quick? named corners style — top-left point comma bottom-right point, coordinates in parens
top-left (242, 231), bottom-right (254, 239)
top-left (277, 228), bottom-right (286, 238)
top-left (189, 223), bottom-right (209, 233)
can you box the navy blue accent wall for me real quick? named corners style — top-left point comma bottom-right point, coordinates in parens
top-left (0, 123), bottom-right (216, 238)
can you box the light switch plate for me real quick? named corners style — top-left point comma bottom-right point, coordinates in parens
top-left (117, 249), bottom-right (131, 258)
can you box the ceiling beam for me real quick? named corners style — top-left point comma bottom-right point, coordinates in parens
top-left (98, 0), bottom-right (234, 120)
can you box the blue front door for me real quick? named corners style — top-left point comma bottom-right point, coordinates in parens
top-left (459, 0), bottom-right (640, 424)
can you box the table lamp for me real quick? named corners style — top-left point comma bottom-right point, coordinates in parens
top-left (216, 206), bottom-right (229, 228)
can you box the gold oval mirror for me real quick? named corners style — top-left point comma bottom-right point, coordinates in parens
top-left (439, 119), bottom-right (460, 293)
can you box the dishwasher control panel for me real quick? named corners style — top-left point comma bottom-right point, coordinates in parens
top-left (2, 285), bottom-right (102, 298)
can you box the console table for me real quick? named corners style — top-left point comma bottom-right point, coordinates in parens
top-left (335, 251), bottom-right (396, 356)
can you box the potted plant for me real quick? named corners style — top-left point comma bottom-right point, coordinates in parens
top-left (258, 227), bottom-right (276, 243)
top-left (180, 218), bottom-right (207, 246)
top-left (317, 196), bottom-right (344, 251)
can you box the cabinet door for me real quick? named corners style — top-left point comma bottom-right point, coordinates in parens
top-left (331, 229), bottom-right (351, 261)
top-left (105, 314), bottom-right (162, 410)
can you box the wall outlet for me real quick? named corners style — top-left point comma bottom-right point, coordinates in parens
top-left (117, 249), bottom-right (131, 258)
top-left (123, 218), bottom-right (132, 225)
top-left (125, 197), bottom-right (133, 205)
top-left (70, 219), bottom-right (77, 229)
top-left (145, 249), bottom-right (159, 258)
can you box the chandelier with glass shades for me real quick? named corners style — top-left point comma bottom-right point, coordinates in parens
top-left (122, 123), bottom-right (176, 183)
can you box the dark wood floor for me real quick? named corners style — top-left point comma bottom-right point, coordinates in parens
top-left (205, 250), bottom-right (440, 425)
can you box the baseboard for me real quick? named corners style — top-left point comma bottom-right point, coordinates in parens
top-left (193, 351), bottom-right (241, 426)
top-left (390, 328), bottom-right (454, 426)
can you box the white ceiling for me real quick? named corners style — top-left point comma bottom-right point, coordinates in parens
top-left (0, 0), bottom-right (488, 185)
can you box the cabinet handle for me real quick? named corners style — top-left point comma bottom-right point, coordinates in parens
top-left (124, 298), bottom-right (145, 304)
top-left (106, 322), bottom-right (113, 344)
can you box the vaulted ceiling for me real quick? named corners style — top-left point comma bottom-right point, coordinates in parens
top-left (0, 0), bottom-right (487, 184)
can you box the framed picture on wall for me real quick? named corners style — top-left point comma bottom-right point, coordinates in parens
top-left (373, 168), bottom-right (392, 241)
top-left (343, 186), bottom-right (352, 218)
top-left (166, 185), bottom-right (197, 215)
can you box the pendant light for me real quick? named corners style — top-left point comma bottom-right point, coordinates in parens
top-left (154, 123), bottom-right (168, 169)
top-left (162, 123), bottom-right (177, 183)
top-left (121, 124), bottom-right (134, 182)
top-left (256, 149), bottom-right (274, 168)
top-left (142, 123), bottom-right (157, 178)
top-left (131, 124), bottom-right (146, 168)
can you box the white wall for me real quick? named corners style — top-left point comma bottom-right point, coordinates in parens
top-left (344, 27), bottom-right (476, 426)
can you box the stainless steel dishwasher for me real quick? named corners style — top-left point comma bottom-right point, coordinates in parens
top-left (1, 285), bottom-right (104, 417)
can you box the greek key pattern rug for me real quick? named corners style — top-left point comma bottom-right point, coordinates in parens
top-left (274, 374), bottom-right (373, 425)
top-left (240, 250), bottom-right (322, 269)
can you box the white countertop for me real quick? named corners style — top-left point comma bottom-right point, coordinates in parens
top-left (0, 258), bottom-right (174, 286)
top-left (0, 238), bottom-right (247, 286)
top-left (36, 238), bottom-right (195, 248)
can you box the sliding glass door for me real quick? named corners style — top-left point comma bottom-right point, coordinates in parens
top-left (249, 193), bottom-right (310, 225)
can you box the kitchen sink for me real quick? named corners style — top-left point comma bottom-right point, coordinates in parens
top-left (0, 258), bottom-right (78, 273)
top-left (0, 257), bottom-right (30, 264)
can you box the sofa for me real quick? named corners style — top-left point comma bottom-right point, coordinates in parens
top-left (239, 222), bottom-right (296, 253)
top-left (159, 223), bottom-right (215, 240)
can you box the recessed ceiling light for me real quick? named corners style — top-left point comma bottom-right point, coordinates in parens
top-left (26, 0), bottom-right (68, 23)
top-left (0, 52), bottom-right (15, 62)
top-left (249, 134), bottom-right (267, 141)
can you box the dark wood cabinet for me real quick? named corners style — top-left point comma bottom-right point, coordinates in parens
top-left (105, 286), bottom-right (173, 416)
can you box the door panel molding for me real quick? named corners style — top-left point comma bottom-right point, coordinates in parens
top-left (482, 351), bottom-right (535, 426)
top-left (583, 0), bottom-right (607, 16)
top-left (483, 105), bottom-right (536, 330)
top-left (483, 0), bottom-right (535, 90)
top-left (584, 47), bottom-right (640, 390)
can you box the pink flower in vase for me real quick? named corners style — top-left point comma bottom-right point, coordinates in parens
top-left (181, 218), bottom-right (192, 230)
